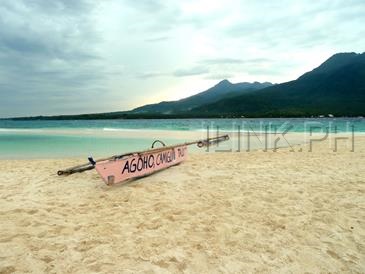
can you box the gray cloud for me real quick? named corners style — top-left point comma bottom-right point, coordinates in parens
top-left (0, 0), bottom-right (108, 117)
top-left (199, 57), bottom-right (272, 66)
top-left (144, 36), bottom-right (170, 43)
top-left (204, 73), bottom-right (235, 80)
top-left (137, 67), bottom-right (211, 79)
top-left (136, 71), bottom-right (168, 79)
top-left (225, 1), bottom-right (365, 50)
top-left (27, 0), bottom-right (93, 14)
top-left (122, 0), bottom-right (165, 12)
top-left (0, 0), bottom-right (364, 117)
top-left (173, 66), bottom-right (209, 77)
top-left (200, 58), bottom-right (243, 65)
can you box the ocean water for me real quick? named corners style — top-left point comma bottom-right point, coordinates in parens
top-left (0, 118), bottom-right (364, 159)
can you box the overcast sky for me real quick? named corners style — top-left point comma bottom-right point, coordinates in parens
top-left (0, 0), bottom-right (364, 117)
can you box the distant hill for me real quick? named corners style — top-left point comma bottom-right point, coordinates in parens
top-left (9, 80), bottom-right (272, 120)
top-left (193, 52), bottom-right (365, 117)
top-left (9, 52), bottom-right (365, 120)
top-left (131, 80), bottom-right (273, 114)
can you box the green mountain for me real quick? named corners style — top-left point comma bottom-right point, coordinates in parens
top-left (131, 80), bottom-right (273, 114)
top-left (9, 80), bottom-right (272, 120)
top-left (193, 52), bottom-right (365, 117)
top-left (9, 52), bottom-right (365, 120)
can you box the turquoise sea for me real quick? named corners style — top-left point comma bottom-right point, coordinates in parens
top-left (0, 118), bottom-right (364, 159)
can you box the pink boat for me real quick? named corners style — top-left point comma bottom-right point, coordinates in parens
top-left (57, 135), bottom-right (229, 185)
top-left (95, 145), bottom-right (187, 185)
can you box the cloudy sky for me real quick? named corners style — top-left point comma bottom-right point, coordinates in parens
top-left (0, 0), bottom-right (364, 117)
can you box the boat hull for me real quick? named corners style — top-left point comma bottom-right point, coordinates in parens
top-left (95, 145), bottom-right (188, 185)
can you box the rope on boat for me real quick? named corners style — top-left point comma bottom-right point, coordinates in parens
top-left (151, 140), bottom-right (166, 148)
top-left (57, 134), bottom-right (229, 176)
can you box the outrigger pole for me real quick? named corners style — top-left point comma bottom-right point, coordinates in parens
top-left (57, 134), bottom-right (229, 176)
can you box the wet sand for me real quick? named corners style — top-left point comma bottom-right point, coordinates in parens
top-left (0, 135), bottom-right (364, 273)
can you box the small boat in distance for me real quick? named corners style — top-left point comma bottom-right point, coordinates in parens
top-left (58, 135), bottom-right (229, 185)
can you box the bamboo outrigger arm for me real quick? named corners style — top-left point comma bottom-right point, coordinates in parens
top-left (57, 134), bottom-right (229, 176)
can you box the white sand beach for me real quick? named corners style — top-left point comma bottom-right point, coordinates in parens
top-left (0, 135), bottom-right (364, 273)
